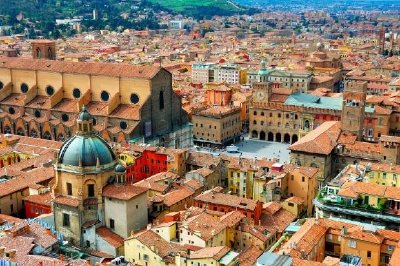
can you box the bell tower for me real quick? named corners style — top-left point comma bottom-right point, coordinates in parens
top-left (32, 39), bottom-right (56, 60)
top-left (341, 81), bottom-right (367, 140)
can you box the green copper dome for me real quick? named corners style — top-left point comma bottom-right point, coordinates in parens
top-left (58, 135), bottom-right (116, 167)
top-left (77, 105), bottom-right (93, 122)
top-left (115, 163), bottom-right (126, 173)
top-left (57, 106), bottom-right (116, 169)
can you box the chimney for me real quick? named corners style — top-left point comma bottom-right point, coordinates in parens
top-left (46, 228), bottom-right (51, 235)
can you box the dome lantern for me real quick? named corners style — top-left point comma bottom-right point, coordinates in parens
top-left (77, 105), bottom-right (94, 135)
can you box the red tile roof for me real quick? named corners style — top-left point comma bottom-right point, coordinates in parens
top-left (96, 227), bottom-right (124, 248)
top-left (0, 56), bottom-right (162, 79)
top-left (102, 184), bottom-right (148, 201)
top-left (290, 121), bottom-right (341, 155)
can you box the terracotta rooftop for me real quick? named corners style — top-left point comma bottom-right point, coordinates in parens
top-left (195, 189), bottom-right (259, 211)
top-left (129, 229), bottom-right (186, 260)
top-left (189, 246), bottom-right (230, 260)
top-left (96, 226), bottom-right (124, 248)
top-left (53, 196), bottom-right (80, 208)
top-left (290, 121), bottom-right (341, 155)
top-left (24, 192), bottom-right (52, 207)
top-left (237, 246), bottom-right (263, 266)
top-left (102, 184), bottom-right (148, 201)
top-left (0, 56), bottom-right (162, 79)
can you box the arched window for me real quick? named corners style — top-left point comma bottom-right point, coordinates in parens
top-left (0, 81), bottom-right (3, 90)
top-left (253, 120), bottom-right (257, 125)
top-left (48, 48), bottom-right (53, 59)
top-left (253, 111), bottom-right (257, 116)
top-left (304, 120), bottom-right (310, 129)
top-left (159, 91), bottom-right (164, 110)
top-left (36, 48), bottom-right (42, 59)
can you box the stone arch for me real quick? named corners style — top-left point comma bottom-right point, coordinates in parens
top-left (292, 134), bottom-right (298, 144)
top-left (276, 133), bottom-right (282, 142)
top-left (57, 134), bottom-right (66, 141)
top-left (304, 120), bottom-right (310, 130)
top-left (3, 126), bottom-right (11, 134)
top-left (16, 127), bottom-right (25, 136)
top-left (284, 133), bottom-right (291, 143)
top-left (29, 129), bottom-right (38, 138)
top-left (43, 131), bottom-right (52, 140)
top-left (268, 132), bottom-right (274, 141)
top-left (260, 131), bottom-right (266, 140)
top-left (251, 130), bottom-right (258, 138)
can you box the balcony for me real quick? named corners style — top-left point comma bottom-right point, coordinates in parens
top-left (314, 197), bottom-right (400, 224)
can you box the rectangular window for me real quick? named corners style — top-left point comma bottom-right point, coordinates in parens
top-left (367, 251), bottom-right (371, 258)
top-left (110, 218), bottom-right (115, 229)
top-left (63, 213), bottom-right (70, 227)
top-left (67, 182), bottom-right (72, 196)
top-left (88, 184), bottom-right (95, 197)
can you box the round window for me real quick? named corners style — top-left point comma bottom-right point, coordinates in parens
top-left (8, 107), bottom-right (15, 114)
top-left (34, 110), bottom-right (41, 118)
top-left (73, 88), bottom-right (81, 99)
top-left (46, 85), bottom-right (54, 96)
top-left (21, 83), bottom-right (29, 93)
top-left (61, 113), bottom-right (69, 122)
top-left (130, 93), bottom-right (139, 104)
top-left (0, 81), bottom-right (3, 90)
top-left (101, 91), bottom-right (110, 101)
top-left (120, 121), bottom-right (127, 130)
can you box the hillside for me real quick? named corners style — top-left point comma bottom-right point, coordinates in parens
top-left (148, 0), bottom-right (252, 17)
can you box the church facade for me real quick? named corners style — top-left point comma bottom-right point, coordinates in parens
top-left (0, 41), bottom-right (191, 148)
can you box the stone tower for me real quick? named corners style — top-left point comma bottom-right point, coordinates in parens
top-left (253, 82), bottom-right (273, 104)
top-left (32, 39), bottom-right (56, 60)
top-left (341, 81), bottom-right (367, 140)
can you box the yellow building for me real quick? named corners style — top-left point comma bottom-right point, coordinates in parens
top-left (227, 157), bottom-right (272, 199)
top-left (280, 218), bottom-right (400, 266)
top-left (192, 106), bottom-right (241, 147)
top-left (282, 196), bottom-right (306, 218)
top-left (125, 229), bottom-right (186, 266)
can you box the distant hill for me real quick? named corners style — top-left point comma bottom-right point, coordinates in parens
top-left (0, 0), bottom-right (259, 37)
top-left (147, 0), bottom-right (258, 18)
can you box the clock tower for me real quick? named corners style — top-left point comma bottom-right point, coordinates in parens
top-left (253, 82), bottom-right (273, 104)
